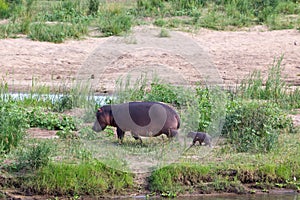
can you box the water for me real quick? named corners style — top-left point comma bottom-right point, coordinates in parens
top-left (5, 92), bottom-right (108, 105)
top-left (181, 193), bottom-right (300, 200)
top-left (133, 193), bottom-right (300, 200)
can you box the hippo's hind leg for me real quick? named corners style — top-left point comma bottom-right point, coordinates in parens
top-left (117, 127), bottom-right (125, 144)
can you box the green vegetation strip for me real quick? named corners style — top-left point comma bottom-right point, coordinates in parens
top-left (20, 161), bottom-right (134, 196)
top-left (149, 159), bottom-right (300, 195)
top-left (0, 0), bottom-right (300, 42)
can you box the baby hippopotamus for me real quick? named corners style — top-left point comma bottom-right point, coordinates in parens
top-left (187, 131), bottom-right (212, 148)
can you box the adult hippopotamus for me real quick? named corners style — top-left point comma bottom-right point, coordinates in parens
top-left (187, 131), bottom-right (212, 148)
top-left (92, 101), bottom-right (180, 143)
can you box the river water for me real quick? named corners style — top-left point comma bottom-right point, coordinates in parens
top-left (170, 193), bottom-right (300, 200)
top-left (130, 193), bottom-right (300, 200)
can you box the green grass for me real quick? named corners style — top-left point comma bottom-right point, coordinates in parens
top-left (238, 56), bottom-right (300, 109)
top-left (28, 22), bottom-right (89, 43)
top-left (22, 160), bottom-right (134, 195)
top-left (0, 0), bottom-right (299, 42)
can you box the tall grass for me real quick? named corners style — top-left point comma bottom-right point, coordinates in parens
top-left (29, 22), bottom-right (88, 43)
top-left (238, 56), bottom-right (300, 109)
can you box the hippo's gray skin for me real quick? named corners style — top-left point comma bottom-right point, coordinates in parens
top-left (187, 132), bottom-right (212, 147)
top-left (92, 102), bottom-right (180, 143)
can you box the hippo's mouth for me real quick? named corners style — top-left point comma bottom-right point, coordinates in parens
top-left (92, 120), bottom-right (102, 132)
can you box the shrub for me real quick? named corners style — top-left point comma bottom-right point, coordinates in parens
top-left (136, 0), bottom-right (165, 16)
top-left (222, 100), bottom-right (293, 153)
top-left (42, 0), bottom-right (88, 23)
top-left (0, 0), bottom-right (9, 19)
top-left (26, 107), bottom-right (76, 131)
top-left (88, 0), bottom-right (100, 16)
top-left (16, 141), bottom-right (52, 170)
top-left (0, 102), bottom-right (28, 154)
top-left (98, 9), bottom-right (133, 36)
top-left (52, 95), bottom-right (74, 112)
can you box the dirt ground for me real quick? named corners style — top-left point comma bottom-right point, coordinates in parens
top-left (1, 25), bottom-right (299, 93)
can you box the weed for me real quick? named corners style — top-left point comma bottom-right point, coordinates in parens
top-left (15, 141), bottom-right (52, 171)
top-left (238, 56), bottom-right (300, 109)
top-left (223, 100), bottom-right (292, 153)
top-left (88, 0), bottom-right (100, 16)
top-left (0, 0), bottom-right (9, 19)
top-left (154, 18), bottom-right (166, 27)
top-left (29, 22), bottom-right (88, 43)
top-left (0, 102), bottom-right (29, 154)
top-left (52, 95), bottom-right (73, 112)
top-left (158, 28), bottom-right (170, 37)
top-left (136, 0), bottom-right (165, 17)
top-left (0, 22), bottom-right (21, 38)
top-left (97, 7), bottom-right (133, 36)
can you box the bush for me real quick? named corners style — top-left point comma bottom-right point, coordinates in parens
top-left (0, 102), bottom-right (28, 154)
top-left (136, 0), bottom-right (165, 16)
top-left (26, 107), bottom-right (77, 131)
top-left (88, 0), bottom-right (100, 16)
top-left (16, 141), bottom-right (52, 170)
top-left (42, 0), bottom-right (88, 23)
top-left (222, 100), bottom-right (293, 153)
top-left (52, 95), bottom-right (74, 112)
top-left (98, 8), bottom-right (133, 36)
top-left (0, 0), bottom-right (9, 19)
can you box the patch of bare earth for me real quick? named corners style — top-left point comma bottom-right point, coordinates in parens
top-left (0, 26), bottom-right (299, 92)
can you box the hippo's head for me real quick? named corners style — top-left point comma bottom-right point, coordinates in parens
top-left (92, 107), bottom-right (110, 132)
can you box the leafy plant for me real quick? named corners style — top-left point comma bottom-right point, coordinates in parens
top-left (0, 0), bottom-right (9, 19)
top-left (158, 28), bottom-right (170, 37)
top-left (98, 8), bottom-right (133, 36)
top-left (52, 95), bottom-right (74, 112)
top-left (88, 0), bottom-right (100, 16)
top-left (16, 141), bottom-right (52, 170)
top-left (26, 107), bottom-right (77, 131)
top-left (222, 100), bottom-right (292, 153)
top-left (0, 102), bottom-right (29, 154)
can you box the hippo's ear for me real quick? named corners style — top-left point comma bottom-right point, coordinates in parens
top-left (98, 108), bottom-right (102, 112)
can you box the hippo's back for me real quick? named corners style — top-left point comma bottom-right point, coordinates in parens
top-left (112, 102), bottom-right (180, 136)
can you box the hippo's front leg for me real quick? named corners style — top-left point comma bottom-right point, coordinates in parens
top-left (132, 133), bottom-right (143, 144)
top-left (117, 127), bottom-right (125, 144)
